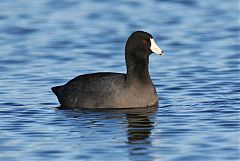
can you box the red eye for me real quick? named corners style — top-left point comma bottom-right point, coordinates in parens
top-left (142, 40), bottom-right (147, 44)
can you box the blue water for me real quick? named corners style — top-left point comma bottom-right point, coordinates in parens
top-left (0, 0), bottom-right (239, 161)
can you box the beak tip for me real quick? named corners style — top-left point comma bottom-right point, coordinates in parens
top-left (159, 50), bottom-right (164, 56)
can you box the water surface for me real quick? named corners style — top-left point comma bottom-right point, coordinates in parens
top-left (0, 0), bottom-right (239, 161)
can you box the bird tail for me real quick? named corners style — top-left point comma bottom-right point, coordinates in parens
top-left (51, 86), bottom-right (63, 97)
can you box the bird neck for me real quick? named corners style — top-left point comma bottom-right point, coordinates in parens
top-left (125, 52), bottom-right (152, 85)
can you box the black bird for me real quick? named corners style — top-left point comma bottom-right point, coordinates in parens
top-left (52, 31), bottom-right (164, 108)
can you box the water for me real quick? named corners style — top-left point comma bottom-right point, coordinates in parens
top-left (0, 0), bottom-right (239, 161)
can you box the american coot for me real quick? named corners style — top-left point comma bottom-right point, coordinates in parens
top-left (52, 31), bottom-right (163, 108)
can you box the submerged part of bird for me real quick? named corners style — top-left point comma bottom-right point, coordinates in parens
top-left (51, 31), bottom-right (164, 109)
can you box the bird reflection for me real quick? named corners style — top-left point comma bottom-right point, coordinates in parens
top-left (56, 106), bottom-right (157, 161)
top-left (124, 106), bottom-right (157, 161)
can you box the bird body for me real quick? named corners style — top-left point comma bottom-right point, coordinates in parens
top-left (52, 31), bottom-right (163, 108)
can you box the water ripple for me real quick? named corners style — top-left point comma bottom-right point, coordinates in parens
top-left (0, 0), bottom-right (239, 161)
